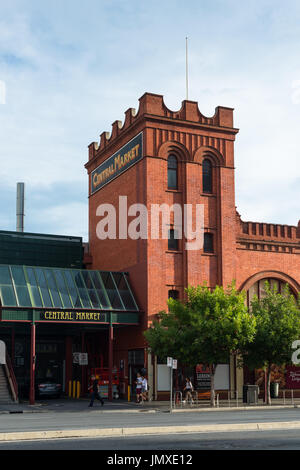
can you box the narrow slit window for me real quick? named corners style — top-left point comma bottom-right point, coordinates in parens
top-left (203, 233), bottom-right (214, 253)
top-left (168, 155), bottom-right (178, 189)
top-left (168, 229), bottom-right (179, 251)
top-left (202, 158), bottom-right (212, 193)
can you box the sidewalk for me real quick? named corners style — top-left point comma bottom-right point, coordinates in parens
top-left (0, 396), bottom-right (299, 414)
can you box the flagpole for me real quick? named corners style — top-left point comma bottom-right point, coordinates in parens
top-left (186, 37), bottom-right (189, 101)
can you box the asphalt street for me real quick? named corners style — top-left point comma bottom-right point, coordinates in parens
top-left (1, 429), bottom-right (300, 450)
top-left (1, 407), bottom-right (300, 433)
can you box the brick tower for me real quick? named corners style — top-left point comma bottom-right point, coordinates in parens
top-left (85, 92), bottom-right (300, 398)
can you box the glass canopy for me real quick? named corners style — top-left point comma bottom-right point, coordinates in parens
top-left (0, 265), bottom-right (139, 311)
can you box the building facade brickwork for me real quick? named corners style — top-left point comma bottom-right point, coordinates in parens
top-left (85, 92), bottom-right (300, 396)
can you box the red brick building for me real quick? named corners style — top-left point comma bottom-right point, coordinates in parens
top-left (85, 92), bottom-right (300, 399)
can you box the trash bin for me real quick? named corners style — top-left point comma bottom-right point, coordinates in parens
top-left (270, 382), bottom-right (279, 398)
top-left (243, 385), bottom-right (259, 404)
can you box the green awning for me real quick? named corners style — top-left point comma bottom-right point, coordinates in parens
top-left (0, 265), bottom-right (139, 312)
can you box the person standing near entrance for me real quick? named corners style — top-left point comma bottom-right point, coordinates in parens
top-left (88, 374), bottom-right (104, 407)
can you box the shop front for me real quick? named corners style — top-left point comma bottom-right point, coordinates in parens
top-left (0, 264), bottom-right (140, 404)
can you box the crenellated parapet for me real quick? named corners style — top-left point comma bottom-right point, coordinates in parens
top-left (236, 211), bottom-right (300, 254)
top-left (137, 92), bottom-right (234, 127)
top-left (87, 93), bottom-right (237, 163)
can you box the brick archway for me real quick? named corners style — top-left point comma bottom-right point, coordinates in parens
top-left (193, 146), bottom-right (225, 166)
top-left (239, 270), bottom-right (299, 297)
top-left (157, 141), bottom-right (190, 162)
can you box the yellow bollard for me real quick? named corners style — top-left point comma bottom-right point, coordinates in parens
top-left (68, 381), bottom-right (72, 397)
top-left (73, 380), bottom-right (76, 398)
top-left (77, 381), bottom-right (80, 399)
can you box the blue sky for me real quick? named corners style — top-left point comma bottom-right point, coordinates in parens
top-left (0, 0), bottom-right (299, 240)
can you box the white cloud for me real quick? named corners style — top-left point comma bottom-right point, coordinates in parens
top-left (0, 0), bottom-right (299, 237)
top-left (30, 202), bottom-right (88, 240)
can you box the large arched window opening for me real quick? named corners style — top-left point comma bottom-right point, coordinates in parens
top-left (202, 158), bottom-right (213, 193)
top-left (167, 155), bottom-right (178, 190)
top-left (243, 276), bottom-right (298, 390)
top-left (246, 278), bottom-right (296, 309)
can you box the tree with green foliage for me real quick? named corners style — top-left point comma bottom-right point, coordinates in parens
top-left (241, 282), bottom-right (300, 405)
top-left (144, 283), bottom-right (256, 406)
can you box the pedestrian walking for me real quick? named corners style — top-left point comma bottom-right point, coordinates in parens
top-left (88, 374), bottom-right (104, 407)
top-left (183, 377), bottom-right (194, 404)
top-left (141, 375), bottom-right (148, 402)
top-left (135, 372), bottom-right (143, 403)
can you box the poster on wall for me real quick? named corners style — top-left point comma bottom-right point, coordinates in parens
top-left (255, 365), bottom-right (286, 389)
top-left (285, 366), bottom-right (300, 389)
top-left (196, 364), bottom-right (211, 390)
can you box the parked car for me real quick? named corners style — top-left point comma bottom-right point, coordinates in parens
top-left (36, 379), bottom-right (62, 398)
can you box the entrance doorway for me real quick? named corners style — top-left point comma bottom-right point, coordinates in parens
top-left (128, 349), bottom-right (145, 401)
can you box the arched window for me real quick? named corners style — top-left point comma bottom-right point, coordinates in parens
top-left (203, 233), bottom-right (214, 253)
top-left (247, 278), bottom-right (296, 308)
top-left (168, 155), bottom-right (178, 190)
top-left (202, 158), bottom-right (212, 193)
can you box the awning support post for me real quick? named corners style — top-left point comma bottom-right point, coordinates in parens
top-left (29, 321), bottom-right (36, 405)
top-left (108, 314), bottom-right (113, 401)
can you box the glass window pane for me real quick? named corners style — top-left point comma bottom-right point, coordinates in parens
top-left (53, 270), bottom-right (73, 308)
top-left (203, 159), bottom-right (212, 193)
top-left (112, 273), bottom-right (137, 310)
top-left (168, 229), bottom-right (179, 251)
top-left (0, 266), bottom-right (17, 306)
top-left (11, 266), bottom-right (27, 286)
top-left (10, 266), bottom-right (32, 306)
top-left (168, 155), bottom-right (178, 189)
top-left (168, 169), bottom-right (177, 189)
top-left (168, 155), bottom-right (177, 169)
top-left (89, 272), bottom-right (111, 309)
top-left (44, 269), bottom-right (62, 308)
top-left (64, 271), bottom-right (82, 308)
top-left (203, 233), bottom-right (214, 253)
top-left (100, 272), bottom-right (123, 309)
top-left (81, 271), bottom-right (100, 308)
top-left (25, 267), bottom-right (43, 307)
top-left (270, 278), bottom-right (279, 292)
top-left (15, 286), bottom-right (32, 307)
top-left (0, 285), bottom-right (17, 306)
top-left (73, 271), bottom-right (91, 308)
top-left (34, 268), bottom-right (53, 307)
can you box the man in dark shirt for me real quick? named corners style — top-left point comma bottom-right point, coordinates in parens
top-left (88, 374), bottom-right (104, 407)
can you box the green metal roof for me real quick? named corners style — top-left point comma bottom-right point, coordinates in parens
top-left (0, 265), bottom-right (139, 312)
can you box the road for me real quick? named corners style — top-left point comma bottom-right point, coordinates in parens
top-left (1, 429), bottom-right (300, 450)
top-left (1, 407), bottom-right (300, 434)
top-left (1, 407), bottom-right (300, 456)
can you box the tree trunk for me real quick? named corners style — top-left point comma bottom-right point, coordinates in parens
top-left (210, 368), bottom-right (215, 407)
top-left (266, 364), bottom-right (272, 405)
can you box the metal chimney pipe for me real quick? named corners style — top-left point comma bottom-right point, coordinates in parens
top-left (16, 182), bottom-right (25, 232)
